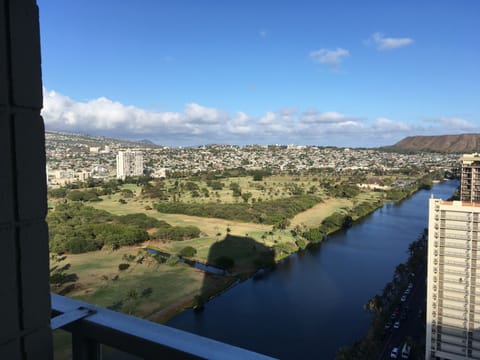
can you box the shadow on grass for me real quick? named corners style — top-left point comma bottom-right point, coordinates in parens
top-left (193, 234), bottom-right (275, 310)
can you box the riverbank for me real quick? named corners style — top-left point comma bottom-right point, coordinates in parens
top-left (165, 179), bottom-right (458, 359)
top-left (149, 182), bottom-right (433, 322)
top-left (336, 230), bottom-right (428, 359)
top-left (55, 177), bottom-right (437, 326)
top-left (301, 180), bottom-right (430, 244)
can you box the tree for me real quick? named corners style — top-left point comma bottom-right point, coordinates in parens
top-left (394, 263), bottom-right (408, 283)
top-left (366, 295), bottom-right (383, 313)
top-left (50, 253), bottom-right (78, 294)
top-left (121, 189), bottom-right (134, 198)
top-left (118, 263), bottom-right (130, 271)
top-left (179, 246), bottom-right (197, 257)
top-left (253, 172), bottom-right (263, 181)
top-left (49, 188), bottom-right (67, 198)
top-left (241, 192), bottom-right (252, 203)
top-left (274, 218), bottom-right (291, 230)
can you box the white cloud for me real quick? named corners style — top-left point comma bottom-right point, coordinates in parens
top-left (42, 88), bottom-right (476, 147)
top-left (373, 117), bottom-right (412, 132)
top-left (368, 32), bottom-right (414, 50)
top-left (435, 117), bottom-right (477, 131)
top-left (184, 103), bottom-right (228, 124)
top-left (309, 48), bottom-right (350, 66)
top-left (301, 111), bottom-right (352, 124)
top-left (226, 112), bottom-right (253, 135)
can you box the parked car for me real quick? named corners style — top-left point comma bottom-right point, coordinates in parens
top-left (401, 342), bottom-right (411, 359)
top-left (401, 295), bottom-right (407, 302)
top-left (390, 347), bottom-right (399, 359)
top-left (394, 321), bottom-right (401, 329)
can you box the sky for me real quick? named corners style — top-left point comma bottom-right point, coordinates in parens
top-left (38, 0), bottom-right (480, 147)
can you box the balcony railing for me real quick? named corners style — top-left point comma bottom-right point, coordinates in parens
top-left (51, 293), bottom-right (276, 360)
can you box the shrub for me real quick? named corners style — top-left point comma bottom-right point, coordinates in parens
top-left (166, 255), bottom-right (179, 266)
top-left (121, 189), bottom-right (135, 198)
top-left (179, 246), bottom-right (197, 257)
top-left (295, 238), bottom-right (306, 250)
top-left (118, 263), bottom-right (130, 271)
top-left (49, 188), bottom-right (67, 198)
top-left (155, 225), bottom-right (201, 241)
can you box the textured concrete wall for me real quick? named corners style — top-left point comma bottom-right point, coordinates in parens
top-left (0, 0), bottom-right (53, 358)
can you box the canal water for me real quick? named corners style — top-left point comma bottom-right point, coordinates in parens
top-left (167, 181), bottom-right (458, 359)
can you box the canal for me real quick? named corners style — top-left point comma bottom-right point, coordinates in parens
top-left (167, 181), bottom-right (458, 359)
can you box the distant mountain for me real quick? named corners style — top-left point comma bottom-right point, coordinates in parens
top-left (385, 134), bottom-right (480, 153)
top-left (137, 139), bottom-right (157, 146)
top-left (45, 130), bottom-right (161, 148)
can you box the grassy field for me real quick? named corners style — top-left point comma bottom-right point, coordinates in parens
top-left (135, 174), bottom-right (328, 204)
top-left (291, 198), bottom-right (352, 228)
top-left (52, 246), bottom-right (233, 360)
top-left (62, 247), bottom-right (232, 319)
top-left (50, 174), bottom-right (393, 325)
top-left (50, 172), bottom-right (424, 359)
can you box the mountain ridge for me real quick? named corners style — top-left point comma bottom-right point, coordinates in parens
top-left (385, 134), bottom-right (480, 153)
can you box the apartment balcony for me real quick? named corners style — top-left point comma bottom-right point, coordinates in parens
top-left (438, 326), bottom-right (467, 339)
top-left (439, 241), bottom-right (472, 250)
top-left (439, 294), bottom-right (467, 303)
top-left (51, 294), bottom-right (274, 360)
top-left (438, 223), bottom-right (474, 231)
top-left (439, 267), bottom-right (468, 276)
top-left (441, 286), bottom-right (469, 296)
top-left (438, 215), bottom-right (473, 222)
top-left (442, 251), bottom-right (470, 259)
top-left (438, 316), bottom-right (468, 330)
top-left (440, 311), bottom-right (468, 323)
top-left (437, 259), bottom-right (468, 268)
top-left (436, 346), bottom-right (468, 359)
top-left (444, 233), bottom-right (472, 241)
top-left (442, 303), bottom-right (469, 312)
top-left (438, 334), bottom-right (468, 348)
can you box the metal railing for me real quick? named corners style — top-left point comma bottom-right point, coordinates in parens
top-left (51, 294), bottom-right (276, 360)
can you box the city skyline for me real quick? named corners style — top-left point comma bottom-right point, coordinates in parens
top-left (38, 1), bottom-right (479, 147)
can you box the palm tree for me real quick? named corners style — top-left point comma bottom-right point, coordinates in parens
top-left (394, 263), bottom-right (408, 283)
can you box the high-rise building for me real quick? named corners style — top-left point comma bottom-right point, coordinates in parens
top-left (426, 154), bottom-right (480, 359)
top-left (116, 150), bottom-right (143, 179)
top-left (461, 154), bottom-right (480, 202)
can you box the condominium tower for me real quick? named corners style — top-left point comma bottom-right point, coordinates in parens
top-left (116, 150), bottom-right (143, 180)
top-left (461, 154), bottom-right (480, 202)
top-left (426, 154), bottom-right (480, 359)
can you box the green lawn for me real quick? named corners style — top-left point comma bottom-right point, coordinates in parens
top-left (62, 247), bottom-right (207, 319)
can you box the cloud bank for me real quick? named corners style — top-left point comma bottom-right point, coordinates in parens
top-left (42, 89), bottom-right (474, 147)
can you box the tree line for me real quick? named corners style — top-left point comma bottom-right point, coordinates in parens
top-left (48, 203), bottom-right (201, 253)
top-left (154, 195), bottom-right (321, 225)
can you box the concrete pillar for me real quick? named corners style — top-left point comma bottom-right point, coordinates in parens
top-left (0, 0), bottom-right (53, 358)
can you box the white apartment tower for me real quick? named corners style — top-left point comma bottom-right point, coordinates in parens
top-left (116, 150), bottom-right (143, 180)
top-left (461, 154), bottom-right (480, 202)
top-left (426, 154), bottom-right (480, 359)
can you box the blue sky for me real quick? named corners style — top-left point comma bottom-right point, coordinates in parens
top-left (38, 0), bottom-right (480, 147)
